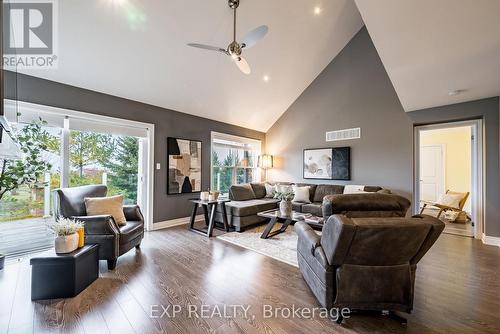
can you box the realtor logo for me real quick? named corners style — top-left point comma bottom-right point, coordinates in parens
top-left (2, 0), bottom-right (58, 68)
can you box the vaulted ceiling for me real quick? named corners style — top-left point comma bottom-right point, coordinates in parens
top-left (355, 0), bottom-right (500, 112)
top-left (19, 0), bottom-right (500, 131)
top-left (20, 0), bottom-right (364, 132)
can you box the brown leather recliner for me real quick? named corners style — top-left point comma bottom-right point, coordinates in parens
top-left (53, 185), bottom-right (144, 270)
top-left (295, 214), bottom-right (444, 321)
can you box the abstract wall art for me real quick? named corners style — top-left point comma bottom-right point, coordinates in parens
top-left (303, 147), bottom-right (350, 180)
top-left (167, 137), bottom-right (202, 194)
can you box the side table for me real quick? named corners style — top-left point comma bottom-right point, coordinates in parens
top-left (189, 199), bottom-right (230, 237)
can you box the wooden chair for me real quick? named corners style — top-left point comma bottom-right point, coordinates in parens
top-left (420, 190), bottom-right (470, 220)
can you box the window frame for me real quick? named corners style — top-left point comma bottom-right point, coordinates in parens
top-left (210, 131), bottom-right (262, 194)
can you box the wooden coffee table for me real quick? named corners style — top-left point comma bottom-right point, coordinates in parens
top-left (258, 209), bottom-right (324, 239)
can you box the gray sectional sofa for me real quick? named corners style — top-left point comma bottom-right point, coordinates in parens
top-left (214, 182), bottom-right (411, 232)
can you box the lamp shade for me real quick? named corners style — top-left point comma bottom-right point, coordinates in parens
top-left (258, 154), bottom-right (273, 169)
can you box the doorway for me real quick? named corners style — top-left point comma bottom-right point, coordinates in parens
top-left (414, 120), bottom-right (483, 238)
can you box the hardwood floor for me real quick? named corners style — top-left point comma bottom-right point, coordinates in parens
top-left (1, 224), bottom-right (500, 334)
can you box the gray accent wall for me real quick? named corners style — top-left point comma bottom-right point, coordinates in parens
top-left (266, 28), bottom-right (500, 237)
top-left (5, 71), bottom-right (265, 223)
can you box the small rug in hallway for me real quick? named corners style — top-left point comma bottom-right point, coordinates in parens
top-left (217, 225), bottom-right (321, 267)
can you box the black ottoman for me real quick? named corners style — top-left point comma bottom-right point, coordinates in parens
top-left (30, 244), bottom-right (99, 301)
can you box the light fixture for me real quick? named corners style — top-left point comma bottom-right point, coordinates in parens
top-left (314, 6), bottom-right (322, 15)
top-left (258, 154), bottom-right (273, 180)
top-left (263, 75), bottom-right (270, 82)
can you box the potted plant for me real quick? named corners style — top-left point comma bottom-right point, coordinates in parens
top-left (0, 253), bottom-right (5, 270)
top-left (49, 218), bottom-right (84, 254)
top-left (274, 190), bottom-right (295, 217)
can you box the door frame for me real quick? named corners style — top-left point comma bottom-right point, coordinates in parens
top-left (414, 119), bottom-right (484, 238)
top-left (419, 144), bottom-right (446, 204)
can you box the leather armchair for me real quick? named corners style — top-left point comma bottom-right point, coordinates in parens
top-left (295, 214), bottom-right (444, 321)
top-left (53, 185), bottom-right (144, 270)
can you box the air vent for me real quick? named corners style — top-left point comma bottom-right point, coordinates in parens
top-left (326, 128), bottom-right (361, 142)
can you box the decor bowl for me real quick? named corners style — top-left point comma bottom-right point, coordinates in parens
top-left (55, 233), bottom-right (80, 254)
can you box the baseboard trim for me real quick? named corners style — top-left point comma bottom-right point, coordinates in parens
top-left (153, 215), bottom-right (204, 231)
top-left (481, 233), bottom-right (500, 247)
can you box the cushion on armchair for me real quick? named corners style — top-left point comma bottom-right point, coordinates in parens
top-left (85, 195), bottom-right (127, 226)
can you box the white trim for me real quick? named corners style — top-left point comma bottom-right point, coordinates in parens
top-left (414, 119), bottom-right (484, 239)
top-left (481, 234), bottom-right (500, 247)
top-left (153, 215), bottom-right (204, 231)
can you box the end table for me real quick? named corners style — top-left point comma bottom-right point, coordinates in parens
top-left (189, 199), bottom-right (231, 237)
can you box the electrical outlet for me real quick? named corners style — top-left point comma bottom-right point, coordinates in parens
top-left (156, 163), bottom-right (161, 170)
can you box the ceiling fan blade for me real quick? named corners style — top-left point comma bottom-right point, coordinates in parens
top-left (187, 43), bottom-right (227, 54)
top-left (233, 56), bottom-right (251, 75)
top-left (241, 25), bottom-right (268, 49)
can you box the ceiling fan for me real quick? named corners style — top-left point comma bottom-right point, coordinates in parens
top-left (187, 0), bottom-right (268, 75)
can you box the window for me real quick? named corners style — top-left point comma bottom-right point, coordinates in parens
top-left (211, 132), bottom-right (261, 194)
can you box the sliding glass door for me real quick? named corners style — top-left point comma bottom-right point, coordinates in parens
top-left (0, 101), bottom-right (151, 258)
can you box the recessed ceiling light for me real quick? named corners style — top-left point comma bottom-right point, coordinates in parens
top-left (263, 75), bottom-right (270, 82)
top-left (314, 7), bottom-right (322, 15)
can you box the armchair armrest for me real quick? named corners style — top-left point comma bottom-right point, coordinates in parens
top-left (123, 205), bottom-right (144, 223)
top-left (295, 221), bottom-right (321, 255)
top-left (71, 215), bottom-right (120, 235)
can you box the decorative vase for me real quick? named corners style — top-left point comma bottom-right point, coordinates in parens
top-left (55, 233), bottom-right (79, 254)
top-left (280, 200), bottom-right (293, 217)
top-left (77, 227), bottom-right (85, 248)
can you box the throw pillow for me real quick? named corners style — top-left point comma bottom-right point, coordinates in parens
top-left (85, 195), bottom-right (127, 226)
top-left (229, 184), bottom-right (256, 201)
top-left (292, 185), bottom-right (311, 203)
top-left (276, 184), bottom-right (293, 193)
top-left (264, 183), bottom-right (276, 198)
top-left (437, 192), bottom-right (464, 209)
top-left (343, 185), bottom-right (366, 194)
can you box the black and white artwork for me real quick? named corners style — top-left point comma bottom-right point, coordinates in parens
top-left (303, 148), bottom-right (333, 179)
top-left (167, 137), bottom-right (202, 194)
top-left (303, 147), bottom-right (351, 180)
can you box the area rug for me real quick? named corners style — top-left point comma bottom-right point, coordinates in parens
top-left (217, 225), bottom-right (321, 267)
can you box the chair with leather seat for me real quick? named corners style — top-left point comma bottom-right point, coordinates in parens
top-left (295, 214), bottom-right (444, 322)
top-left (53, 185), bottom-right (144, 270)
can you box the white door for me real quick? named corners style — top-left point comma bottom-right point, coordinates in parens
top-left (420, 145), bottom-right (445, 203)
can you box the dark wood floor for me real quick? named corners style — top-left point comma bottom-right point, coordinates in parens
top-left (1, 224), bottom-right (500, 334)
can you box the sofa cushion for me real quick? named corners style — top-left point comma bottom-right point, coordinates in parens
top-left (264, 183), bottom-right (276, 198)
top-left (302, 203), bottom-right (323, 216)
top-left (85, 195), bottom-right (127, 226)
top-left (296, 183), bottom-right (317, 202)
top-left (292, 185), bottom-right (312, 203)
top-left (313, 185), bottom-right (344, 202)
top-left (250, 183), bottom-right (266, 199)
top-left (229, 184), bottom-right (256, 201)
top-left (292, 202), bottom-right (304, 212)
top-left (218, 199), bottom-right (279, 217)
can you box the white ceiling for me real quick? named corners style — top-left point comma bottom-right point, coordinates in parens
top-left (355, 0), bottom-right (500, 112)
top-left (20, 0), bottom-right (364, 132)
